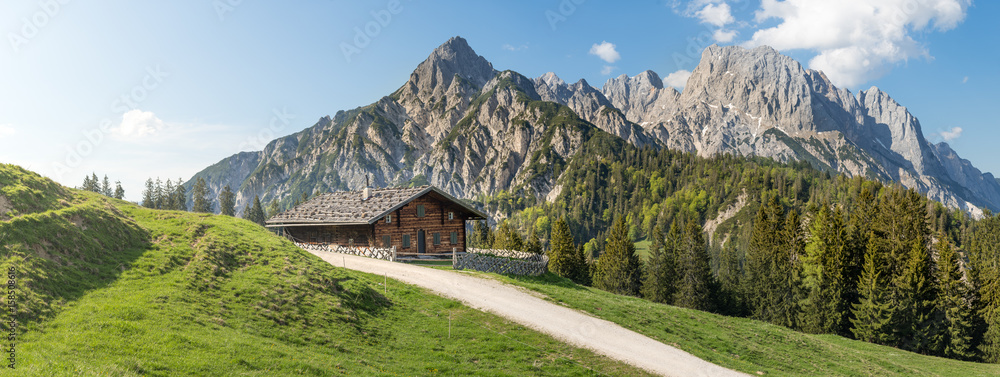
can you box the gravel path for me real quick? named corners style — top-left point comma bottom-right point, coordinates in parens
top-left (308, 251), bottom-right (748, 377)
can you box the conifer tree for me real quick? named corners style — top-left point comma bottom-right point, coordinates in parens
top-left (192, 177), bottom-right (212, 213)
top-left (593, 216), bottom-right (642, 296)
top-left (242, 195), bottom-right (266, 226)
top-left (894, 236), bottom-right (938, 353)
top-left (800, 204), bottom-right (847, 334)
top-left (154, 178), bottom-right (165, 209)
top-left (641, 223), bottom-right (677, 304)
top-left (81, 174), bottom-right (94, 192)
top-left (219, 185), bottom-right (236, 216)
top-left (141, 178), bottom-right (155, 209)
top-left (101, 175), bottom-right (112, 197)
top-left (673, 220), bottom-right (714, 311)
top-left (265, 200), bottom-right (280, 219)
top-left (851, 234), bottom-right (895, 345)
top-left (173, 178), bottom-right (187, 212)
top-left (494, 221), bottom-right (524, 251)
top-left (472, 220), bottom-right (490, 248)
top-left (90, 173), bottom-right (100, 192)
top-left (934, 233), bottom-right (976, 360)
top-left (163, 179), bottom-right (176, 210)
top-left (572, 243), bottom-right (591, 286)
top-left (113, 181), bottom-right (125, 200)
top-left (548, 218), bottom-right (578, 279)
top-left (523, 230), bottom-right (542, 255)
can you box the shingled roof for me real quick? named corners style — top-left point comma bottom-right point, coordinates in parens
top-left (265, 185), bottom-right (486, 227)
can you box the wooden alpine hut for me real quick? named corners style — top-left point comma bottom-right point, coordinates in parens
top-left (265, 185), bottom-right (487, 256)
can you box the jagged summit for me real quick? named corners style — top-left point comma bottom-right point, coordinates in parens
top-left (188, 36), bottom-right (1000, 216)
top-left (413, 36), bottom-right (496, 90)
top-left (537, 72), bottom-right (565, 87)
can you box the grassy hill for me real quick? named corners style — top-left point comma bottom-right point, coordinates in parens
top-left (0, 164), bottom-right (649, 376)
top-left (484, 273), bottom-right (1000, 377)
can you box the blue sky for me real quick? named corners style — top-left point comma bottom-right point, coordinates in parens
top-left (0, 0), bottom-right (995, 201)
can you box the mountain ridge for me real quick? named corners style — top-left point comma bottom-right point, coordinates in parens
top-left (186, 37), bottom-right (1000, 216)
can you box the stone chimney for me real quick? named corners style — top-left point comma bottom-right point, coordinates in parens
top-left (362, 175), bottom-right (370, 201)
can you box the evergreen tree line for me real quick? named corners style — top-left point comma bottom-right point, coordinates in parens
top-left (138, 176), bottom-right (274, 227)
top-left (79, 172), bottom-right (125, 200)
top-left (471, 135), bottom-right (996, 363)
top-left (531, 185), bottom-right (999, 363)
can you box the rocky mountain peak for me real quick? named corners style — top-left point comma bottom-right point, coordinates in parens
top-left (407, 36), bottom-right (496, 94)
top-left (538, 72), bottom-right (565, 87)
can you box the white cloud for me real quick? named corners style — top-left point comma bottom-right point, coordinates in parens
top-left (697, 2), bottom-right (734, 27)
top-left (601, 65), bottom-right (616, 75)
top-left (115, 109), bottom-right (166, 139)
top-left (589, 41), bottom-right (621, 63)
top-left (713, 29), bottom-right (738, 43)
top-left (0, 124), bottom-right (16, 137)
top-left (939, 127), bottom-right (963, 142)
top-left (962, 76), bottom-right (969, 84)
top-left (664, 70), bottom-right (693, 89)
top-left (745, 0), bottom-right (971, 88)
top-left (502, 43), bottom-right (528, 52)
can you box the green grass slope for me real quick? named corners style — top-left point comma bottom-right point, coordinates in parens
top-left (490, 273), bottom-right (1000, 377)
top-left (0, 164), bottom-right (649, 376)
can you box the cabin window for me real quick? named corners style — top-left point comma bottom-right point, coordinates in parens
top-left (417, 204), bottom-right (425, 217)
top-left (382, 235), bottom-right (391, 247)
top-left (433, 232), bottom-right (441, 245)
top-left (385, 214), bottom-right (392, 223)
top-left (402, 234), bottom-right (411, 248)
top-left (450, 231), bottom-right (457, 244)
top-left (448, 212), bottom-right (454, 220)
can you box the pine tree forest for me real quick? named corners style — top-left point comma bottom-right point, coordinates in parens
top-left (473, 136), bottom-right (1000, 363)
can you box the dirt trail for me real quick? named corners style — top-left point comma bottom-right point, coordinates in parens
top-left (308, 250), bottom-right (748, 377)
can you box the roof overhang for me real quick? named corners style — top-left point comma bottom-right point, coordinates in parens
top-left (265, 221), bottom-right (370, 228)
top-left (367, 186), bottom-right (487, 223)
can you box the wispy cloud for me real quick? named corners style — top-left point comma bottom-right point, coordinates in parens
top-left (114, 109), bottom-right (166, 139)
top-left (502, 43), bottom-right (528, 52)
top-left (601, 65), bottom-right (616, 75)
top-left (938, 127), bottom-right (963, 142)
top-left (696, 2), bottom-right (734, 27)
top-left (589, 41), bottom-right (621, 63)
top-left (962, 76), bottom-right (969, 84)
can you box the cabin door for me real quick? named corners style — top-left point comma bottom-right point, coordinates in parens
top-left (417, 230), bottom-right (426, 253)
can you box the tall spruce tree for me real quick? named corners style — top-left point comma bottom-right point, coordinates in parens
top-left (141, 178), bottom-right (155, 209)
top-left (192, 177), bottom-right (212, 213)
top-left (641, 223), bottom-right (677, 304)
top-left (101, 175), bottom-right (112, 197)
top-left (673, 220), bottom-right (714, 311)
top-left (219, 185), bottom-right (236, 216)
top-left (242, 195), bottom-right (266, 226)
top-left (548, 218), bottom-right (578, 280)
top-left (969, 213), bottom-right (1000, 362)
top-left (933, 233), bottom-right (976, 360)
top-left (592, 216), bottom-right (642, 296)
top-left (851, 233), bottom-right (895, 345)
top-left (173, 179), bottom-right (187, 212)
top-left (163, 179), bottom-right (176, 210)
top-left (895, 236), bottom-right (938, 353)
top-left (154, 178), bottom-right (165, 209)
top-left (800, 204), bottom-right (848, 335)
